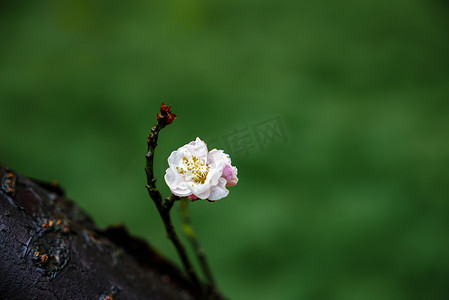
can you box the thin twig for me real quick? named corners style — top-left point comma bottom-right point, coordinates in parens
top-left (145, 118), bottom-right (201, 290)
top-left (180, 198), bottom-right (217, 292)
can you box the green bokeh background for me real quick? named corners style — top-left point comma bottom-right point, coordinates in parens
top-left (1, 1), bottom-right (449, 299)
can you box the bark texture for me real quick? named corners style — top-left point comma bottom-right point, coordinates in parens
top-left (0, 165), bottom-right (198, 300)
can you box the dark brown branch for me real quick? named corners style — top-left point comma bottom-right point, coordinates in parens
top-left (0, 165), bottom-right (199, 299)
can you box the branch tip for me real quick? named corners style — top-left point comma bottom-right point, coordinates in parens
top-left (157, 102), bottom-right (177, 127)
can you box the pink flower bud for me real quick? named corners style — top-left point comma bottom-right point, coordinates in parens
top-left (222, 164), bottom-right (238, 186)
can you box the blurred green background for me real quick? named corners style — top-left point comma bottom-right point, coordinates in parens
top-left (1, 0), bottom-right (449, 299)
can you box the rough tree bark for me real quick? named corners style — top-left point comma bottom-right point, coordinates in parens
top-left (0, 165), bottom-right (203, 299)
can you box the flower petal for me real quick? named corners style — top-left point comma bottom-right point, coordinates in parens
top-left (185, 137), bottom-right (208, 161)
top-left (168, 147), bottom-right (189, 169)
top-left (171, 187), bottom-right (192, 197)
top-left (164, 168), bottom-right (191, 196)
top-left (206, 149), bottom-right (227, 185)
top-left (195, 189), bottom-right (211, 200)
top-left (207, 149), bottom-right (228, 169)
top-left (164, 167), bottom-right (177, 186)
top-left (190, 180), bottom-right (211, 197)
top-left (208, 178), bottom-right (229, 201)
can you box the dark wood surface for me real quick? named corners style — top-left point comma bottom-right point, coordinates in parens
top-left (0, 165), bottom-right (197, 299)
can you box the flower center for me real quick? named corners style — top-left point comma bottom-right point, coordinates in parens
top-left (177, 156), bottom-right (209, 184)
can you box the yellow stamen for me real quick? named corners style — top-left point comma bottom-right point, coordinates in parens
top-left (178, 156), bottom-right (209, 184)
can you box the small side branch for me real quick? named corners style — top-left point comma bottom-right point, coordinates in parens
top-left (180, 198), bottom-right (217, 293)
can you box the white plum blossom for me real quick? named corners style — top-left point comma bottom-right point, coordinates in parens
top-left (164, 137), bottom-right (238, 201)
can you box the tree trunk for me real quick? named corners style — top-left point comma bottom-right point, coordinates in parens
top-left (0, 165), bottom-right (200, 299)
